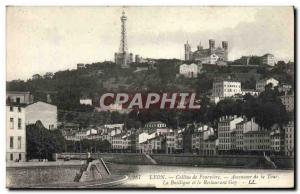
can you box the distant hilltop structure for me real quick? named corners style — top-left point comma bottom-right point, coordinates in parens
top-left (114, 11), bottom-right (133, 68)
top-left (184, 39), bottom-right (228, 65)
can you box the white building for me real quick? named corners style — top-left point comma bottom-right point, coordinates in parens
top-left (284, 121), bottom-right (294, 157)
top-left (179, 63), bottom-right (199, 78)
top-left (262, 53), bottom-right (275, 66)
top-left (256, 78), bottom-right (279, 92)
top-left (212, 80), bottom-right (241, 98)
top-left (104, 123), bottom-right (124, 131)
top-left (241, 89), bottom-right (259, 96)
top-left (80, 98), bottom-right (92, 105)
top-left (111, 133), bottom-right (125, 150)
top-left (6, 101), bottom-right (57, 162)
top-left (6, 105), bottom-right (26, 162)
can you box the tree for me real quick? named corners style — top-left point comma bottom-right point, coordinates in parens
top-left (26, 121), bottom-right (65, 161)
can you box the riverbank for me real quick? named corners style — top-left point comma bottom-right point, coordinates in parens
top-left (55, 153), bottom-right (294, 169)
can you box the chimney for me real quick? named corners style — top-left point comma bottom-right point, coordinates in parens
top-left (222, 41), bottom-right (228, 50)
top-left (209, 39), bottom-right (215, 50)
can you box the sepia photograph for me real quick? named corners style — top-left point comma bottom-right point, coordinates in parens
top-left (5, 6), bottom-right (295, 189)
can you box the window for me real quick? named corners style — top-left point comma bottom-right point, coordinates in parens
top-left (16, 97), bottom-right (20, 103)
top-left (10, 136), bottom-right (13, 149)
top-left (10, 106), bottom-right (13, 112)
top-left (10, 154), bottom-right (13, 161)
top-left (18, 107), bottom-right (21, 112)
top-left (19, 154), bottom-right (22, 161)
top-left (18, 118), bottom-right (22, 129)
top-left (18, 136), bottom-right (21, 149)
top-left (10, 118), bottom-right (14, 129)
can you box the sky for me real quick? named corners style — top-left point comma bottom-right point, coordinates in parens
top-left (6, 6), bottom-right (294, 81)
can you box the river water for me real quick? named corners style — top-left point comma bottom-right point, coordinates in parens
top-left (6, 163), bottom-right (294, 188)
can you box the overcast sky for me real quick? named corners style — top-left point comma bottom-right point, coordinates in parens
top-left (7, 6), bottom-right (294, 81)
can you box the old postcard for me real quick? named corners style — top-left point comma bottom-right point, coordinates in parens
top-left (6, 6), bottom-right (295, 189)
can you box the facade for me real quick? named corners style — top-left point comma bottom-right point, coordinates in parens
top-left (111, 133), bottom-right (125, 151)
top-left (280, 93), bottom-right (294, 112)
top-left (191, 124), bottom-right (217, 155)
top-left (144, 121), bottom-right (168, 134)
top-left (25, 101), bottom-right (57, 130)
top-left (75, 131), bottom-right (87, 140)
top-left (203, 138), bottom-right (217, 156)
top-left (175, 129), bottom-right (184, 153)
top-left (261, 53), bottom-right (275, 66)
top-left (6, 91), bottom-right (33, 104)
top-left (278, 84), bottom-right (292, 94)
top-left (212, 80), bottom-right (241, 98)
top-left (243, 131), bottom-right (270, 153)
top-left (184, 39), bottom-right (228, 64)
top-left (241, 89), bottom-right (259, 96)
top-left (165, 130), bottom-right (176, 154)
top-left (179, 63), bottom-right (199, 78)
top-left (217, 116), bottom-right (243, 154)
top-left (284, 121), bottom-right (294, 157)
top-left (270, 129), bottom-right (284, 154)
top-left (139, 132), bottom-right (165, 154)
top-left (6, 105), bottom-right (26, 162)
top-left (256, 78), bottom-right (279, 92)
top-left (235, 119), bottom-right (260, 151)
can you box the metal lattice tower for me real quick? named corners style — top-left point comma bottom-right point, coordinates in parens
top-left (119, 11), bottom-right (128, 53)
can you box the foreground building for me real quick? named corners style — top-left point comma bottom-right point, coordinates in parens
top-left (217, 116), bottom-right (243, 154)
top-left (6, 101), bottom-right (57, 162)
top-left (6, 105), bottom-right (26, 162)
top-left (243, 130), bottom-right (270, 154)
top-left (235, 118), bottom-right (260, 152)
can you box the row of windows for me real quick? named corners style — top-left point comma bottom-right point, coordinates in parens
top-left (9, 106), bottom-right (22, 112)
top-left (245, 145), bottom-right (269, 150)
top-left (271, 141), bottom-right (281, 145)
top-left (244, 139), bottom-right (269, 143)
top-left (9, 118), bottom-right (22, 129)
top-left (10, 153), bottom-right (22, 161)
top-left (9, 136), bottom-right (22, 149)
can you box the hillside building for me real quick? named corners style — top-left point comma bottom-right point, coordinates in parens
top-left (184, 39), bottom-right (228, 64)
top-left (262, 53), bottom-right (275, 66)
top-left (256, 77), bottom-right (279, 92)
top-left (179, 63), bottom-right (199, 78)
